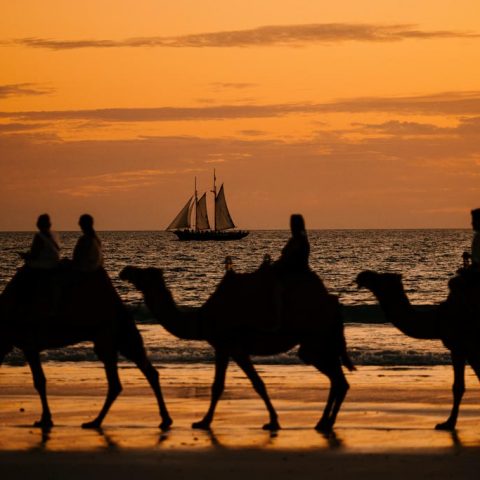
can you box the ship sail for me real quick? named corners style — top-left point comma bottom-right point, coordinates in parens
top-left (215, 184), bottom-right (235, 230)
top-left (195, 193), bottom-right (210, 230)
top-left (166, 196), bottom-right (193, 230)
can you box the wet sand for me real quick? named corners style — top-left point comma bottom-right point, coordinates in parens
top-left (1, 363), bottom-right (480, 478)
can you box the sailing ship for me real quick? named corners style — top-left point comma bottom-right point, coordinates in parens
top-left (166, 171), bottom-right (249, 241)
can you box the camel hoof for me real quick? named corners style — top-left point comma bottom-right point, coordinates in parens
top-left (159, 418), bottom-right (173, 431)
top-left (435, 421), bottom-right (456, 431)
top-left (192, 420), bottom-right (211, 430)
top-left (315, 420), bottom-right (333, 433)
top-left (262, 421), bottom-right (280, 431)
top-left (33, 418), bottom-right (53, 429)
top-left (82, 420), bottom-right (102, 429)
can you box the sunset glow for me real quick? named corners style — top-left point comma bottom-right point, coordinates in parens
top-left (1, 0), bottom-right (480, 230)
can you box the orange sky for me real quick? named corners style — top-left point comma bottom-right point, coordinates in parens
top-left (1, 0), bottom-right (480, 230)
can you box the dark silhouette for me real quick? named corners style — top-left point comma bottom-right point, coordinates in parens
top-left (462, 208), bottom-right (480, 270)
top-left (120, 260), bottom-right (354, 433)
top-left (0, 266), bottom-right (172, 430)
top-left (275, 213), bottom-right (310, 273)
top-left (73, 214), bottom-right (103, 272)
top-left (19, 214), bottom-right (60, 269)
top-left (356, 270), bottom-right (480, 430)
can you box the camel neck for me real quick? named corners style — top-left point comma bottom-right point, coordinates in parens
top-left (376, 289), bottom-right (440, 340)
top-left (143, 285), bottom-right (205, 341)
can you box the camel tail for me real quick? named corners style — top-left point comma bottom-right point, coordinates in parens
top-left (330, 295), bottom-right (356, 372)
top-left (341, 348), bottom-right (356, 372)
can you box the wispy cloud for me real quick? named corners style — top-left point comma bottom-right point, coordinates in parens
top-left (2, 91), bottom-right (480, 122)
top-left (0, 83), bottom-right (53, 98)
top-left (355, 117), bottom-right (480, 136)
top-left (210, 82), bottom-right (257, 90)
top-left (9, 23), bottom-right (479, 50)
top-left (57, 168), bottom-right (203, 197)
top-left (238, 129), bottom-right (267, 136)
top-left (0, 122), bottom-right (48, 133)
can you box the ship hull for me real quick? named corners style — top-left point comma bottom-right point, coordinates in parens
top-left (173, 230), bottom-right (249, 241)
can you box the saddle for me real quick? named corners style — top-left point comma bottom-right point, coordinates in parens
top-left (201, 262), bottom-right (338, 334)
top-left (1, 265), bottom-right (121, 327)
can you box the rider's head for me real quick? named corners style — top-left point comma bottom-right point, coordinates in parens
top-left (79, 213), bottom-right (95, 234)
top-left (36, 213), bottom-right (51, 233)
top-left (290, 214), bottom-right (306, 236)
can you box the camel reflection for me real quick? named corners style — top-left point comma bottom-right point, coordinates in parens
top-left (28, 425), bottom-right (51, 452)
top-left (93, 427), bottom-right (119, 450)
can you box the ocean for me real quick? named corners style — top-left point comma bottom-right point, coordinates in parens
top-left (0, 230), bottom-right (471, 366)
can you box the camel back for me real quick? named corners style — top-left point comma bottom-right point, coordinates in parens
top-left (0, 266), bottom-right (127, 329)
top-left (201, 266), bottom-right (340, 334)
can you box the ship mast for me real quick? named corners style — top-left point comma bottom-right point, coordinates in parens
top-left (194, 176), bottom-right (198, 231)
top-left (211, 168), bottom-right (217, 231)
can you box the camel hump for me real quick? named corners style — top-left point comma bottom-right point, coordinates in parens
top-left (202, 264), bottom-right (337, 334)
top-left (2, 265), bottom-right (122, 327)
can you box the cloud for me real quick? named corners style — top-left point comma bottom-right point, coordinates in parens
top-left (328, 91), bottom-right (480, 115)
top-left (2, 91), bottom-right (480, 123)
top-left (210, 82), bottom-right (257, 90)
top-left (354, 116), bottom-right (480, 136)
top-left (57, 168), bottom-right (202, 197)
top-left (0, 83), bottom-right (53, 98)
top-left (238, 129), bottom-right (267, 136)
top-left (0, 122), bottom-right (49, 133)
top-left (9, 23), bottom-right (479, 50)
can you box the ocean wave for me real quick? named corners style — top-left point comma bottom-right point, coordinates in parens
top-left (1, 345), bottom-right (451, 367)
top-left (131, 303), bottom-right (436, 325)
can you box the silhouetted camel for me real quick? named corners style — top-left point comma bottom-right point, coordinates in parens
top-left (0, 267), bottom-right (172, 430)
top-left (120, 265), bottom-right (354, 432)
top-left (356, 270), bottom-right (480, 430)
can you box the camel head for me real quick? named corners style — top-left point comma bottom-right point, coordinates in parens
top-left (119, 266), bottom-right (166, 293)
top-left (356, 270), bottom-right (404, 298)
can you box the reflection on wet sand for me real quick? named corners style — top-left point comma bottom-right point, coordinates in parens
top-left (5, 422), bottom-right (480, 454)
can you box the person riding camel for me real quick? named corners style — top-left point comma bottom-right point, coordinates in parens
top-left (462, 208), bottom-right (480, 271)
top-left (73, 214), bottom-right (104, 272)
top-left (275, 214), bottom-right (310, 274)
top-left (20, 214), bottom-right (60, 270)
top-left (448, 208), bottom-right (480, 312)
top-left (265, 214), bottom-right (327, 331)
top-left (15, 214), bottom-right (61, 317)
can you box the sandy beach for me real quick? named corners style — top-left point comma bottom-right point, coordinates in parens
top-left (1, 363), bottom-right (480, 478)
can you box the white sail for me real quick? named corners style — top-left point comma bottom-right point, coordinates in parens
top-left (215, 184), bottom-right (235, 230)
top-left (166, 196), bottom-right (193, 230)
top-left (195, 193), bottom-right (211, 230)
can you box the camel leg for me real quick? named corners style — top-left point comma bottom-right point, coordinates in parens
top-left (24, 350), bottom-right (53, 429)
top-left (192, 350), bottom-right (229, 430)
top-left (82, 357), bottom-right (122, 429)
top-left (232, 353), bottom-right (280, 431)
top-left (435, 351), bottom-right (465, 431)
top-left (116, 313), bottom-right (172, 429)
top-left (312, 360), bottom-right (349, 433)
top-left (134, 355), bottom-right (172, 431)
